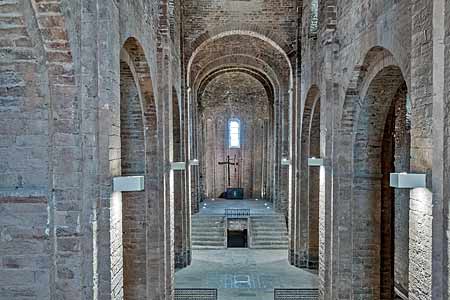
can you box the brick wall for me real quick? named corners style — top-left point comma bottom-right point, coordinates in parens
top-left (182, 0), bottom-right (297, 60)
top-left (1, 0), bottom-right (180, 299)
top-left (297, 1), bottom-right (431, 299)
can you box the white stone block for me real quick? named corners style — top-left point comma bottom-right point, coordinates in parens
top-left (113, 176), bottom-right (145, 192)
top-left (172, 162), bottom-right (186, 171)
top-left (190, 159), bottom-right (199, 166)
top-left (390, 173), bottom-right (426, 188)
top-left (308, 158), bottom-right (324, 167)
top-left (281, 158), bottom-right (290, 166)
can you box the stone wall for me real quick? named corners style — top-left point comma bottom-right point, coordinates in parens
top-left (0, 0), bottom-right (182, 299)
top-left (182, 0), bottom-right (298, 59)
top-left (296, 0), bottom-right (442, 299)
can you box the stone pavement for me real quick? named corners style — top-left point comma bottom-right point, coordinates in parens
top-left (175, 249), bottom-right (319, 300)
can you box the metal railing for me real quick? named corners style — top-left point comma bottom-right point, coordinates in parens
top-left (274, 289), bottom-right (319, 300)
top-left (225, 208), bottom-right (250, 218)
top-left (174, 288), bottom-right (218, 300)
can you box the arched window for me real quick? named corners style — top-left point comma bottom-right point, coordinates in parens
top-left (309, 0), bottom-right (319, 35)
top-left (229, 119), bottom-right (241, 148)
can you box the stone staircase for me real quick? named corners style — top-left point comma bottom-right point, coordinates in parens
top-left (250, 214), bottom-right (289, 249)
top-left (191, 215), bottom-right (226, 250)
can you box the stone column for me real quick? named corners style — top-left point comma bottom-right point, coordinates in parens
top-left (409, 1), bottom-right (434, 299)
top-left (321, 31), bottom-right (338, 300)
top-left (432, 0), bottom-right (449, 298)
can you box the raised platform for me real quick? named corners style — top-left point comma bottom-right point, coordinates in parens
top-left (199, 198), bottom-right (276, 216)
top-left (192, 199), bottom-right (288, 250)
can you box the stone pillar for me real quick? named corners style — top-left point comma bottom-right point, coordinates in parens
top-left (321, 32), bottom-right (338, 300)
top-left (184, 87), bottom-right (193, 266)
top-left (409, 1), bottom-right (434, 299)
top-left (432, 0), bottom-right (449, 298)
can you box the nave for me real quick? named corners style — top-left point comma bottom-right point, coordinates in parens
top-left (0, 1), bottom-right (449, 300)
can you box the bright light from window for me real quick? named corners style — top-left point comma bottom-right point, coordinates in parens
top-left (229, 120), bottom-right (240, 148)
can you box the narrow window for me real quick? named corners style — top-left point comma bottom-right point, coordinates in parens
top-left (309, 0), bottom-right (319, 35)
top-left (229, 119), bottom-right (240, 148)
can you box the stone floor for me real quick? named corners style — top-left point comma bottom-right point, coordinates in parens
top-left (175, 249), bottom-right (319, 300)
top-left (199, 198), bottom-right (276, 215)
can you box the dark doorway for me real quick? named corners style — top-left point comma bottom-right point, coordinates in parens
top-left (227, 229), bottom-right (248, 248)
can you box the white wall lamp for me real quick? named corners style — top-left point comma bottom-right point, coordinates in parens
top-left (308, 157), bottom-right (324, 167)
top-left (281, 158), bottom-right (291, 166)
top-left (189, 159), bottom-right (199, 166)
top-left (171, 162), bottom-right (186, 171)
top-left (113, 176), bottom-right (145, 192)
top-left (390, 172), bottom-right (426, 189)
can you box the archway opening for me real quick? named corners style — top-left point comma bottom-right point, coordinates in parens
top-left (308, 99), bottom-right (320, 269)
top-left (120, 57), bottom-right (146, 300)
top-left (200, 71), bottom-right (273, 200)
top-left (173, 88), bottom-right (188, 270)
top-left (353, 64), bottom-right (410, 299)
top-left (296, 88), bottom-right (320, 270)
top-left (110, 37), bottom-right (159, 300)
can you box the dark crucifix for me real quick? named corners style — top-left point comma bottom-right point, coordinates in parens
top-left (218, 155), bottom-right (239, 187)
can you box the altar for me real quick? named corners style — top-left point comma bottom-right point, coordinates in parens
top-left (225, 188), bottom-right (244, 200)
top-left (218, 155), bottom-right (244, 199)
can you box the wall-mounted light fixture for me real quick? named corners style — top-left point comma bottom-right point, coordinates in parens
top-left (308, 157), bottom-right (324, 167)
top-left (189, 159), bottom-right (199, 166)
top-left (172, 162), bottom-right (186, 171)
top-left (113, 176), bottom-right (145, 192)
top-left (390, 172), bottom-right (426, 188)
top-left (281, 158), bottom-right (291, 166)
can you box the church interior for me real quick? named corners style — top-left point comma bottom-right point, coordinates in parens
top-left (0, 0), bottom-right (449, 299)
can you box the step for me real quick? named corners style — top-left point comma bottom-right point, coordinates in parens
top-left (192, 237), bottom-right (225, 242)
top-left (252, 227), bottom-right (287, 231)
top-left (192, 231), bottom-right (224, 236)
top-left (252, 230), bottom-right (288, 234)
top-left (251, 236), bottom-right (288, 241)
top-left (192, 227), bottom-right (224, 231)
top-left (251, 245), bottom-right (288, 249)
top-left (193, 241), bottom-right (225, 245)
top-left (252, 240), bottom-right (289, 245)
top-left (250, 214), bottom-right (288, 249)
top-left (192, 245), bottom-right (226, 250)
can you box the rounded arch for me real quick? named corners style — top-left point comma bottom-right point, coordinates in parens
top-left (173, 84), bottom-right (188, 269)
top-left (336, 46), bottom-right (410, 299)
top-left (192, 54), bottom-right (282, 100)
top-left (187, 30), bottom-right (293, 88)
top-left (199, 70), bottom-right (272, 199)
top-left (109, 36), bottom-right (160, 300)
top-left (188, 26), bottom-right (294, 58)
top-left (121, 37), bottom-right (157, 123)
top-left (118, 45), bottom-right (147, 300)
top-left (295, 85), bottom-right (321, 268)
top-left (339, 47), bottom-right (405, 138)
top-left (198, 67), bottom-right (275, 104)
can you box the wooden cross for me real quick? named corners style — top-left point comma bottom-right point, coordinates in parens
top-left (218, 155), bottom-right (239, 187)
